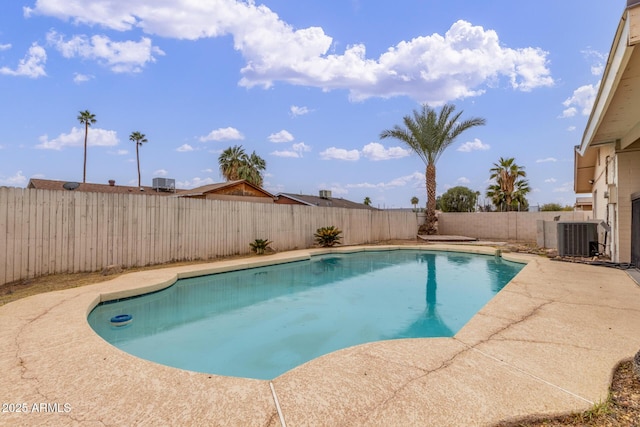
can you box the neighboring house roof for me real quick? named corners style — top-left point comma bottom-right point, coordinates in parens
top-left (27, 178), bottom-right (179, 196)
top-left (277, 193), bottom-right (378, 210)
top-left (178, 180), bottom-right (276, 199)
top-left (574, 197), bottom-right (593, 209)
top-left (575, 2), bottom-right (640, 192)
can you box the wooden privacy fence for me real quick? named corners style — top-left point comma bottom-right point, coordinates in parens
top-left (0, 188), bottom-right (418, 286)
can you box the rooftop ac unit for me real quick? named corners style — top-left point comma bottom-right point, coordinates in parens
top-left (152, 177), bottom-right (176, 192)
top-left (557, 222), bottom-right (598, 257)
top-left (319, 190), bottom-right (332, 199)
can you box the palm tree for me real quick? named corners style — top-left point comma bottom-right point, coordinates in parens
top-left (129, 131), bottom-right (148, 187)
top-left (77, 110), bottom-right (96, 183)
top-left (380, 104), bottom-right (485, 234)
top-left (411, 196), bottom-right (419, 211)
top-left (238, 150), bottom-right (267, 186)
top-left (218, 145), bottom-right (246, 181)
top-left (218, 145), bottom-right (267, 186)
top-left (363, 196), bottom-right (372, 206)
top-left (487, 157), bottom-right (530, 211)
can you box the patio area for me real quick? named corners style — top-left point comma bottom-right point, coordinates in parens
top-left (1, 244), bottom-right (639, 426)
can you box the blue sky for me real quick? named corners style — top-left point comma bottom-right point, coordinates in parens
top-left (0, 1), bottom-right (623, 208)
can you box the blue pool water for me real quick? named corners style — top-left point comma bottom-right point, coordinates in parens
top-left (88, 250), bottom-right (523, 379)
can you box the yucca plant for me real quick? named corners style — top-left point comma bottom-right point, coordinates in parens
top-left (314, 226), bottom-right (342, 247)
top-left (249, 238), bottom-right (273, 255)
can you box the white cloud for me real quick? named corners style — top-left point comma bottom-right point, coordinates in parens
top-left (292, 142), bottom-right (311, 153)
top-left (153, 169), bottom-right (168, 176)
top-left (46, 30), bottom-right (164, 73)
top-left (560, 107), bottom-right (577, 118)
top-left (0, 43), bottom-right (11, 50)
top-left (271, 142), bottom-right (311, 158)
top-left (176, 177), bottom-right (215, 189)
top-left (361, 142), bottom-right (410, 161)
top-left (457, 138), bottom-right (490, 152)
top-left (582, 48), bottom-right (606, 77)
top-left (27, 2), bottom-right (553, 103)
top-left (176, 143), bottom-right (194, 152)
top-left (545, 178), bottom-right (557, 183)
top-left (35, 127), bottom-right (118, 150)
top-left (536, 157), bottom-right (557, 163)
top-left (290, 105), bottom-right (311, 117)
top-left (456, 177), bottom-right (470, 184)
top-left (561, 83), bottom-right (598, 117)
top-left (73, 72), bottom-right (93, 83)
top-left (0, 43), bottom-right (46, 78)
top-left (201, 168), bottom-right (214, 173)
top-left (567, 126), bottom-right (576, 132)
top-left (107, 149), bottom-right (128, 155)
top-left (268, 130), bottom-right (294, 143)
top-left (0, 171), bottom-right (27, 187)
top-left (347, 172), bottom-right (424, 190)
top-left (320, 147), bottom-right (360, 161)
top-left (553, 182), bottom-right (573, 193)
top-left (271, 150), bottom-right (299, 158)
top-left (199, 127), bottom-right (244, 142)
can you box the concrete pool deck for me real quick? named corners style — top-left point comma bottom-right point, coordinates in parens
top-left (1, 244), bottom-right (639, 426)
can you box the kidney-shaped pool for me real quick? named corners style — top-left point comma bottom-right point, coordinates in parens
top-left (88, 249), bottom-right (523, 379)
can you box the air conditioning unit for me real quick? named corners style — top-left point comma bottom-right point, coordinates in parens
top-left (152, 177), bottom-right (176, 192)
top-left (319, 190), bottom-right (332, 199)
top-left (557, 222), bottom-right (598, 257)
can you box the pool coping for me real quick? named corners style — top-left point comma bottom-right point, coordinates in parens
top-left (1, 244), bottom-right (639, 426)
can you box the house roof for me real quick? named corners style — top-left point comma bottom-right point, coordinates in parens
top-left (177, 180), bottom-right (276, 198)
top-left (575, 2), bottom-right (640, 192)
top-left (277, 193), bottom-right (378, 210)
top-left (27, 178), bottom-right (180, 196)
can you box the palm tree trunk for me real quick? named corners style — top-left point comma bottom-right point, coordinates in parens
top-left (425, 163), bottom-right (437, 234)
top-left (83, 122), bottom-right (88, 183)
top-left (136, 143), bottom-right (141, 187)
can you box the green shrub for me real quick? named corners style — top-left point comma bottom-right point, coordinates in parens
top-left (314, 226), bottom-right (342, 247)
top-left (249, 238), bottom-right (273, 255)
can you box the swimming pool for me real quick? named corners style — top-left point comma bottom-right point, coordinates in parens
top-left (88, 249), bottom-right (523, 379)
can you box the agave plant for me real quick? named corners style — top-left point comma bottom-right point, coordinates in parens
top-left (249, 238), bottom-right (273, 255)
top-left (314, 226), bottom-right (342, 247)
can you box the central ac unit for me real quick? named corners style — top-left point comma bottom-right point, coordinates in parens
top-left (557, 222), bottom-right (598, 257)
top-left (152, 177), bottom-right (176, 192)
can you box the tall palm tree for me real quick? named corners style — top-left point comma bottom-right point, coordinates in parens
top-left (129, 131), bottom-right (148, 187)
top-left (380, 104), bottom-right (485, 234)
top-left (77, 110), bottom-right (96, 183)
top-left (487, 157), bottom-right (529, 211)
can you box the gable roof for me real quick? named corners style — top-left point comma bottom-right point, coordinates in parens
top-left (277, 193), bottom-right (378, 210)
top-left (177, 180), bottom-right (276, 199)
top-left (27, 178), bottom-right (180, 196)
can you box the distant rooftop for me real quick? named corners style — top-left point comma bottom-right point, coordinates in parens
top-left (27, 178), bottom-right (181, 196)
top-left (277, 192), bottom-right (378, 210)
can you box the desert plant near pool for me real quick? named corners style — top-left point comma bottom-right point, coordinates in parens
top-left (314, 226), bottom-right (342, 247)
top-left (249, 238), bottom-right (273, 254)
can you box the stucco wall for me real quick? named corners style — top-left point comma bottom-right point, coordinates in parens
top-left (437, 211), bottom-right (590, 242)
top-left (616, 150), bottom-right (640, 263)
